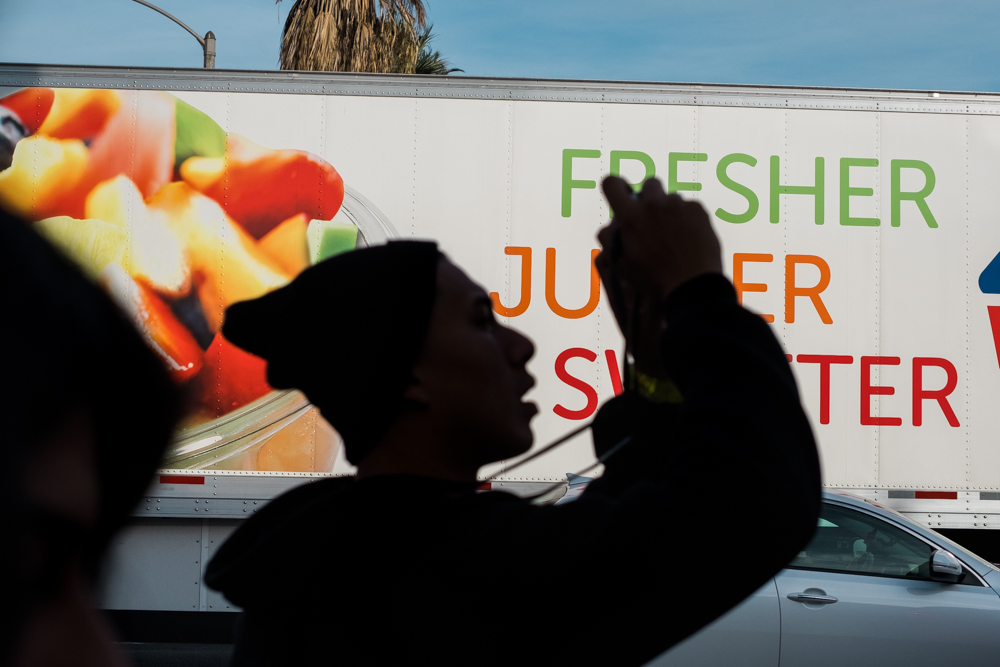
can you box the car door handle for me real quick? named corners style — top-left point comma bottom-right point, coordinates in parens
top-left (787, 592), bottom-right (838, 604)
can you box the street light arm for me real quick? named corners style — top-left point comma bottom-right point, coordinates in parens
top-left (130, 0), bottom-right (205, 47)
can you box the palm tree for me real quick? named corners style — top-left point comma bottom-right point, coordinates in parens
top-left (413, 26), bottom-right (462, 75)
top-left (277, 0), bottom-right (427, 73)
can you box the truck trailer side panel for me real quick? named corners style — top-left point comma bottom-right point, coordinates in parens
top-left (3, 67), bottom-right (1000, 615)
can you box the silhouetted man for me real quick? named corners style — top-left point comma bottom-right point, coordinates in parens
top-left (207, 178), bottom-right (821, 666)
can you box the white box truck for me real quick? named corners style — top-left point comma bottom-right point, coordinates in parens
top-left (4, 63), bottom-right (1000, 634)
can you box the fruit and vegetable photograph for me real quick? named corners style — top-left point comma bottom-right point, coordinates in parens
top-left (0, 86), bottom-right (391, 473)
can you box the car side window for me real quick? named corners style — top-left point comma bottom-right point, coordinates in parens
top-left (789, 503), bottom-right (933, 580)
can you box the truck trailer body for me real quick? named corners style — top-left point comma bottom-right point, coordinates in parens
top-left (3, 64), bottom-right (1000, 616)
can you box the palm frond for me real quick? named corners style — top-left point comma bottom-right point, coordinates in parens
top-left (413, 26), bottom-right (463, 76)
top-left (276, 0), bottom-right (427, 73)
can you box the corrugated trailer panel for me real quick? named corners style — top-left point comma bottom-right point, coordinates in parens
top-left (4, 64), bottom-right (1000, 500)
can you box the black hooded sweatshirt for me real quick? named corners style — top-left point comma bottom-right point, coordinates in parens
top-left (206, 274), bottom-right (821, 667)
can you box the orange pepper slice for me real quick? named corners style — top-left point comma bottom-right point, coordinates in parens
top-left (258, 212), bottom-right (310, 276)
top-left (39, 89), bottom-right (121, 141)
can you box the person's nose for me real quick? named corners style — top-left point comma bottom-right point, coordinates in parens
top-left (501, 325), bottom-right (534, 368)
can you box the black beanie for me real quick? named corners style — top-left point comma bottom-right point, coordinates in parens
top-left (222, 241), bottom-right (441, 465)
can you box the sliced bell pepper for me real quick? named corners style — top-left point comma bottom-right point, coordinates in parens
top-left (307, 218), bottom-right (358, 264)
top-left (180, 133), bottom-right (345, 239)
top-left (258, 213), bottom-right (310, 276)
top-left (38, 89), bottom-right (120, 141)
top-left (85, 175), bottom-right (191, 297)
top-left (0, 135), bottom-right (88, 220)
top-left (188, 332), bottom-right (272, 420)
top-left (99, 263), bottom-right (204, 384)
top-left (147, 182), bottom-right (292, 332)
top-left (0, 87), bottom-right (54, 134)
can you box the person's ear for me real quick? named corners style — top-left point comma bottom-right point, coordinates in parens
top-left (402, 378), bottom-right (432, 406)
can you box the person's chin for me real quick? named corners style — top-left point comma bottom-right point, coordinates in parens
top-left (514, 428), bottom-right (535, 456)
top-left (519, 400), bottom-right (538, 422)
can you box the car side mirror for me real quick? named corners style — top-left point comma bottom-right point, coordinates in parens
top-left (931, 549), bottom-right (966, 583)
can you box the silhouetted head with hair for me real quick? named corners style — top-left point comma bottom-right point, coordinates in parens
top-left (1, 209), bottom-right (179, 665)
top-left (223, 241), bottom-right (537, 482)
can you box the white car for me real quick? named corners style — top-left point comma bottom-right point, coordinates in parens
top-left (649, 491), bottom-right (1000, 666)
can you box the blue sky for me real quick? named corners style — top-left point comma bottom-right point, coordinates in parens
top-left (1, 0), bottom-right (999, 91)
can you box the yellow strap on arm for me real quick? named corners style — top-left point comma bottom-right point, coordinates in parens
top-left (629, 367), bottom-right (684, 404)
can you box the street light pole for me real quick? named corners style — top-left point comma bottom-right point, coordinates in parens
top-left (129, 0), bottom-right (216, 68)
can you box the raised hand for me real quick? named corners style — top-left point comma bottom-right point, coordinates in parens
top-left (598, 176), bottom-right (722, 303)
